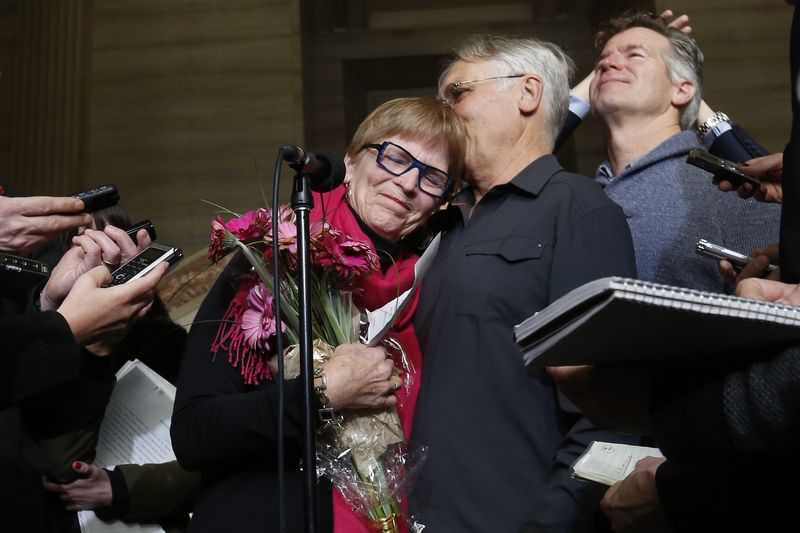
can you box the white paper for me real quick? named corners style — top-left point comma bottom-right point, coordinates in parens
top-left (93, 362), bottom-right (176, 468)
top-left (366, 232), bottom-right (440, 346)
top-left (78, 360), bottom-right (177, 533)
top-left (78, 512), bottom-right (164, 533)
top-left (571, 441), bottom-right (664, 486)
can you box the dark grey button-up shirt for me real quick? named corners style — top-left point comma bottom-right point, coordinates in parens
top-left (410, 154), bottom-right (637, 532)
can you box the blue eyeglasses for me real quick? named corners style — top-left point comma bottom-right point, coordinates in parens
top-left (363, 141), bottom-right (454, 201)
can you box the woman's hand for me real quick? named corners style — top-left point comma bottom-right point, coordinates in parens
top-left (41, 461), bottom-right (113, 511)
top-left (57, 263), bottom-right (167, 347)
top-left (40, 225), bottom-right (152, 312)
top-left (323, 343), bottom-right (398, 411)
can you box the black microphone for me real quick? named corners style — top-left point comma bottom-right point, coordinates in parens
top-left (281, 145), bottom-right (346, 193)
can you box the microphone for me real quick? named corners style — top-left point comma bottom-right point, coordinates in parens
top-left (281, 145), bottom-right (346, 193)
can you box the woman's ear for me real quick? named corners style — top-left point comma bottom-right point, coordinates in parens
top-left (343, 154), bottom-right (355, 186)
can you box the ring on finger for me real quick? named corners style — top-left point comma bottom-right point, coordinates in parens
top-left (101, 257), bottom-right (119, 269)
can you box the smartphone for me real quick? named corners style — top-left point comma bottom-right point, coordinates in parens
top-left (108, 242), bottom-right (183, 286)
top-left (71, 184), bottom-right (120, 213)
top-left (696, 239), bottom-right (778, 273)
top-left (125, 219), bottom-right (157, 245)
top-left (686, 150), bottom-right (760, 187)
top-left (0, 252), bottom-right (50, 288)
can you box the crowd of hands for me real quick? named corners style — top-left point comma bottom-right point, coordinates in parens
top-left (1, 194), bottom-right (167, 350)
top-left (2, 190), bottom-right (398, 512)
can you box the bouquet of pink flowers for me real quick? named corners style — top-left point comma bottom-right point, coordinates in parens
top-left (208, 205), bottom-right (421, 532)
top-left (209, 206), bottom-right (378, 370)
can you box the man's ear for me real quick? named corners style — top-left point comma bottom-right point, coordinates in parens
top-left (671, 79), bottom-right (696, 108)
top-left (519, 74), bottom-right (544, 114)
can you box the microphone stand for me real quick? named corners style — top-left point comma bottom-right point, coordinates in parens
top-left (289, 165), bottom-right (318, 533)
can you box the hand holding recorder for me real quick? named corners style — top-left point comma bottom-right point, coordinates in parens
top-left (696, 239), bottom-right (780, 286)
top-left (39, 224), bottom-right (154, 312)
top-left (696, 151), bottom-right (783, 204)
top-left (0, 184), bottom-right (118, 255)
top-left (56, 262), bottom-right (169, 348)
top-left (0, 195), bottom-right (91, 255)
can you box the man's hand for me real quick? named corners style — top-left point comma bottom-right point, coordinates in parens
top-left (42, 461), bottom-right (113, 511)
top-left (737, 277), bottom-right (800, 306)
top-left (715, 153), bottom-right (783, 203)
top-left (547, 365), bottom-right (653, 434)
top-left (601, 456), bottom-right (673, 533)
top-left (0, 195), bottom-right (91, 255)
top-left (659, 10), bottom-right (691, 34)
top-left (718, 244), bottom-right (780, 286)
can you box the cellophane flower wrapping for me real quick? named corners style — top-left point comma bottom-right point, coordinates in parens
top-left (208, 205), bottom-right (426, 532)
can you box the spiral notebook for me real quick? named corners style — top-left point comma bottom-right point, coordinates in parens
top-left (514, 277), bottom-right (800, 368)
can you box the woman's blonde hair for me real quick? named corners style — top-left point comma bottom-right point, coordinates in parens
top-left (347, 97), bottom-right (467, 193)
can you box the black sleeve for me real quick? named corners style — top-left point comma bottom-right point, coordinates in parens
top-left (656, 458), bottom-right (791, 532)
top-left (93, 468), bottom-right (131, 520)
top-left (1, 311), bottom-right (82, 407)
top-left (708, 124), bottom-right (770, 163)
top-left (170, 255), bottom-right (309, 472)
top-left (95, 462), bottom-right (201, 523)
top-left (554, 111), bottom-right (583, 154)
top-left (549, 199), bottom-right (638, 300)
top-left (650, 347), bottom-right (800, 463)
top-left (781, 4), bottom-right (800, 283)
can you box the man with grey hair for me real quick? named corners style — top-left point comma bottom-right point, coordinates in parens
top-left (409, 34), bottom-right (638, 532)
top-left (589, 12), bottom-right (780, 292)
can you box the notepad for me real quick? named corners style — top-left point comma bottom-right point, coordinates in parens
top-left (571, 441), bottom-right (664, 486)
top-left (514, 276), bottom-right (800, 368)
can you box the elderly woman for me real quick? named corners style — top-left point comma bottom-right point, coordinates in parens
top-left (170, 97), bottom-right (465, 532)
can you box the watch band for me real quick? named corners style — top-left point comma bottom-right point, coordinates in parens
top-left (696, 111), bottom-right (731, 143)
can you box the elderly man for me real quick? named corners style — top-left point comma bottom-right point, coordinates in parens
top-left (408, 35), bottom-right (638, 532)
top-left (588, 12), bottom-right (780, 291)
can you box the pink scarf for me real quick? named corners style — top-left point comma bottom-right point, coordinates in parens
top-left (213, 186), bottom-right (423, 532)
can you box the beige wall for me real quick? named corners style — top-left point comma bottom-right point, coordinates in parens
top-left (86, 0), bottom-right (305, 254)
top-left (655, 0), bottom-right (792, 153)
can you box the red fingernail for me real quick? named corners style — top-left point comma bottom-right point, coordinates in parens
top-left (73, 461), bottom-right (81, 470)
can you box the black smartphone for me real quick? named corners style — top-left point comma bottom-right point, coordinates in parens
top-left (0, 252), bottom-right (50, 289)
top-left (696, 239), bottom-right (778, 273)
top-left (125, 219), bottom-right (157, 245)
top-left (71, 184), bottom-right (120, 213)
top-left (686, 149), bottom-right (760, 187)
top-left (108, 242), bottom-right (183, 286)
